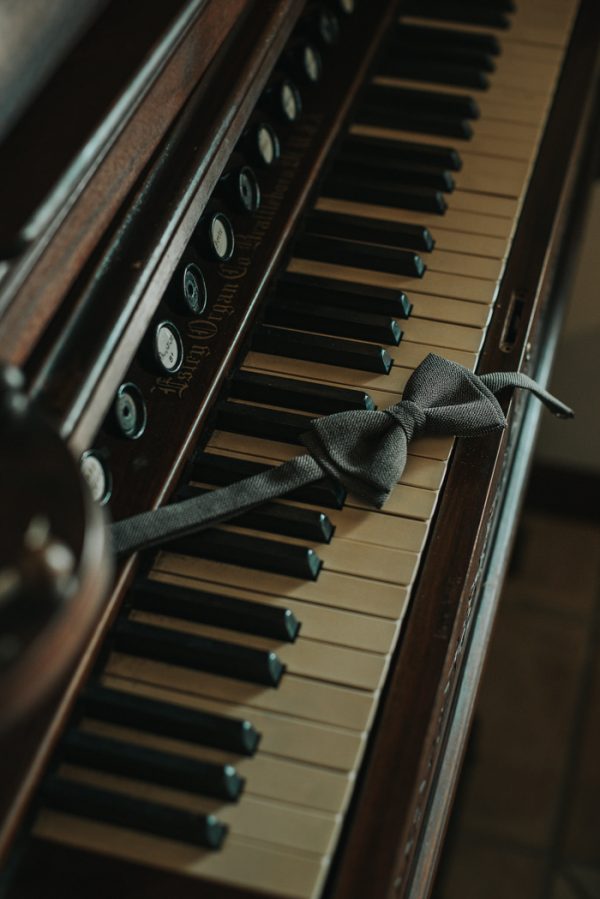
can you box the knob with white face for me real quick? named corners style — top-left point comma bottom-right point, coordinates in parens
top-left (208, 212), bottom-right (235, 260)
top-left (278, 78), bottom-right (302, 123)
top-left (251, 122), bottom-right (281, 167)
top-left (80, 451), bottom-right (111, 505)
top-left (151, 320), bottom-right (184, 374)
top-left (313, 8), bottom-right (340, 45)
top-left (301, 43), bottom-right (323, 83)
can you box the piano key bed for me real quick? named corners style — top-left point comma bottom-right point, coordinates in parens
top-left (11, 0), bottom-right (590, 897)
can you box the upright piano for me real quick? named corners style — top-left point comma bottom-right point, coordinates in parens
top-left (1, 1), bottom-right (599, 897)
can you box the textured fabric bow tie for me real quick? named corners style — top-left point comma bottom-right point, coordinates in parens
top-left (111, 354), bottom-right (573, 555)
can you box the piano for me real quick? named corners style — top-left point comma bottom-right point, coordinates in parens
top-left (1, 0), bottom-right (599, 896)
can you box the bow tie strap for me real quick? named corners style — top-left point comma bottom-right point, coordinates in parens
top-left (111, 455), bottom-right (323, 556)
top-left (110, 353), bottom-right (573, 555)
top-left (479, 369), bottom-right (574, 419)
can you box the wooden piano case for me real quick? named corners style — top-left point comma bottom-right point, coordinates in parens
top-left (1, 0), bottom-right (599, 896)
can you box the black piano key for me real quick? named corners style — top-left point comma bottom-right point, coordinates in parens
top-left (341, 133), bottom-right (462, 171)
top-left (179, 486), bottom-right (333, 543)
top-left (132, 578), bottom-right (301, 640)
top-left (179, 481), bottom-right (333, 542)
top-left (217, 400), bottom-right (311, 445)
top-left (386, 36), bottom-right (497, 73)
top-left (43, 776), bottom-right (227, 848)
top-left (114, 618), bottom-right (285, 687)
top-left (394, 23), bottom-right (501, 56)
top-left (331, 156), bottom-right (455, 192)
top-left (323, 172), bottom-right (447, 213)
top-left (62, 730), bottom-right (245, 801)
top-left (215, 403), bottom-right (338, 460)
top-left (294, 234), bottom-right (425, 276)
top-left (279, 272), bottom-right (413, 318)
top-left (80, 683), bottom-right (261, 755)
top-left (182, 517), bottom-right (318, 583)
top-left (190, 452), bottom-right (347, 509)
top-left (230, 369), bottom-right (375, 413)
top-left (477, 0), bottom-right (515, 9)
top-left (380, 56), bottom-right (490, 91)
top-left (294, 232), bottom-right (426, 278)
top-left (356, 105), bottom-right (473, 140)
top-left (225, 492), bottom-right (334, 542)
top-left (265, 298), bottom-right (402, 345)
top-left (401, 1), bottom-right (510, 28)
top-left (304, 209), bottom-right (434, 253)
top-left (169, 529), bottom-right (322, 582)
top-left (363, 84), bottom-right (480, 120)
top-left (252, 325), bottom-right (393, 374)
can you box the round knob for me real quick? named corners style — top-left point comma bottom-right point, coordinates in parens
top-left (247, 122), bottom-right (281, 168)
top-left (196, 211), bottom-right (236, 261)
top-left (220, 165), bottom-right (261, 213)
top-left (285, 41), bottom-right (323, 85)
top-left (80, 451), bottom-right (112, 506)
top-left (112, 382), bottom-right (147, 440)
top-left (174, 261), bottom-right (208, 315)
top-left (150, 320), bottom-right (184, 374)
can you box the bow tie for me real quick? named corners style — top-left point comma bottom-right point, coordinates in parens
top-left (302, 354), bottom-right (572, 507)
top-left (111, 354), bottom-right (573, 555)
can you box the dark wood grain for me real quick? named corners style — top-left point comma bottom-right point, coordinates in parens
top-left (0, 0), bottom-right (249, 363)
top-left (0, 0), bottom-right (107, 144)
top-left (0, 0), bottom-right (394, 880)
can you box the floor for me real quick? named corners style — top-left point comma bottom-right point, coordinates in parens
top-left (433, 466), bottom-right (600, 899)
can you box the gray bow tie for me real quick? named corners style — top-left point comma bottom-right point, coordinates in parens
top-left (111, 354), bottom-right (573, 555)
top-left (302, 354), bottom-right (572, 507)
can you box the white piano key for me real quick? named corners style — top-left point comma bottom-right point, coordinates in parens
top-left (287, 258), bottom-right (499, 305)
top-left (54, 763), bottom-right (343, 856)
top-left (128, 610), bottom-right (392, 691)
top-left (153, 555), bottom-right (410, 619)
top-left (35, 811), bottom-right (329, 899)
top-left (411, 294), bottom-right (493, 328)
top-left (79, 714), bottom-right (355, 813)
top-left (349, 123), bottom-right (538, 165)
top-left (148, 571), bottom-right (401, 651)
top-left (106, 651), bottom-right (376, 733)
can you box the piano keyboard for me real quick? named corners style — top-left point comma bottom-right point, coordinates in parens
top-left (33, 1), bottom-right (580, 896)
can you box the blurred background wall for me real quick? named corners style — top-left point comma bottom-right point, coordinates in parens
top-left (537, 181), bottom-right (600, 474)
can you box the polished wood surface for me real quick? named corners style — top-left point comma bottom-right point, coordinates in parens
top-left (0, 0), bottom-right (397, 871)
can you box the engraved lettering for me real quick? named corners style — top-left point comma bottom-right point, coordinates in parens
top-left (188, 319), bottom-right (219, 341)
top-left (155, 116), bottom-right (323, 398)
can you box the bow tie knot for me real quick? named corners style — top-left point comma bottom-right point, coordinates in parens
top-left (385, 400), bottom-right (426, 443)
